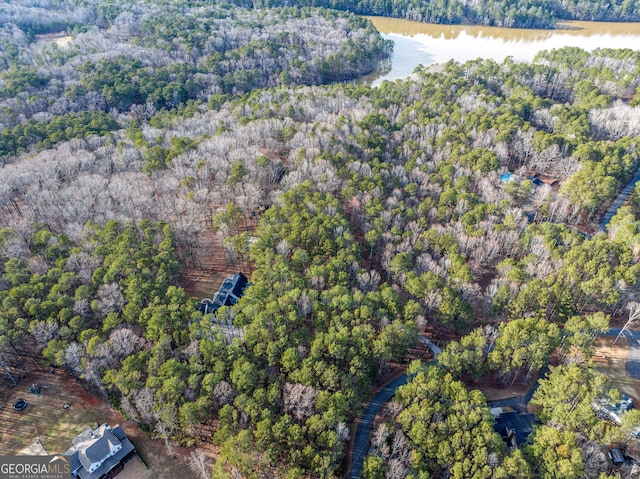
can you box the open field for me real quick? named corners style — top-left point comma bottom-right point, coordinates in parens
top-left (33, 33), bottom-right (73, 49)
top-left (0, 370), bottom-right (203, 479)
top-left (476, 336), bottom-right (640, 403)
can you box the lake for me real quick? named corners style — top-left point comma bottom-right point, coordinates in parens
top-left (363, 17), bottom-right (640, 84)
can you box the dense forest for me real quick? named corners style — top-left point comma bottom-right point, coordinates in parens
top-left (3, 0), bottom-right (640, 33)
top-left (2, 0), bottom-right (640, 478)
top-left (0, 1), bottom-right (390, 159)
top-left (255, 0), bottom-right (640, 28)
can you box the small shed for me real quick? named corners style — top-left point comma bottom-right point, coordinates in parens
top-left (609, 447), bottom-right (625, 465)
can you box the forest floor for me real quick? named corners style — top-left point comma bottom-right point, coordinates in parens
top-left (473, 371), bottom-right (540, 402)
top-left (178, 226), bottom-right (254, 300)
top-left (0, 370), bottom-right (200, 479)
top-left (594, 336), bottom-right (640, 402)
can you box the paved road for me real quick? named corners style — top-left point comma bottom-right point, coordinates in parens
top-left (599, 169), bottom-right (640, 232)
top-left (604, 328), bottom-right (640, 379)
top-left (418, 336), bottom-right (442, 356)
top-left (606, 328), bottom-right (640, 342)
top-left (487, 366), bottom-right (547, 414)
top-left (349, 373), bottom-right (409, 479)
top-left (349, 340), bottom-right (440, 479)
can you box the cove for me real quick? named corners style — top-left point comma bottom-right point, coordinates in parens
top-left (362, 17), bottom-right (640, 84)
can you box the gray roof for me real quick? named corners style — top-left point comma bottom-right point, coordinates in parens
top-left (199, 272), bottom-right (249, 314)
top-left (79, 429), bottom-right (120, 470)
top-left (76, 438), bottom-right (135, 479)
top-left (64, 424), bottom-right (135, 479)
top-left (591, 391), bottom-right (633, 425)
top-left (111, 425), bottom-right (127, 441)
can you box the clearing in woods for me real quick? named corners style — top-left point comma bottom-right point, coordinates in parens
top-left (594, 336), bottom-right (640, 402)
top-left (179, 224), bottom-right (254, 300)
top-left (0, 370), bottom-right (204, 479)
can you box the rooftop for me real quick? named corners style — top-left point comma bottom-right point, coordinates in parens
top-left (491, 407), bottom-right (537, 448)
top-left (65, 424), bottom-right (135, 479)
top-left (591, 391), bottom-right (633, 425)
top-left (198, 272), bottom-right (249, 315)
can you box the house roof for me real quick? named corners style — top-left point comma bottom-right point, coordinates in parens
top-left (493, 411), bottom-right (537, 447)
top-left (65, 424), bottom-right (135, 479)
top-left (219, 273), bottom-right (248, 297)
top-left (591, 392), bottom-right (633, 425)
top-left (529, 177), bottom-right (544, 186)
top-left (80, 430), bottom-right (120, 470)
top-left (199, 272), bottom-right (249, 314)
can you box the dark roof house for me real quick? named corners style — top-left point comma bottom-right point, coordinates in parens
top-left (609, 447), bottom-right (625, 465)
top-left (491, 408), bottom-right (537, 449)
top-left (64, 424), bottom-right (136, 479)
top-left (198, 272), bottom-right (249, 315)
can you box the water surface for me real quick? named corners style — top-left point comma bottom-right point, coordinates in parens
top-left (364, 17), bottom-right (640, 84)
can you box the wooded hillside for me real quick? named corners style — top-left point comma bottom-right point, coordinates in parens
top-left (2, 1), bottom-right (640, 478)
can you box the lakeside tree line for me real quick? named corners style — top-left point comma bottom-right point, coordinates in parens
top-left (4, 0), bottom-right (640, 32)
top-left (2, 1), bottom-right (640, 478)
top-left (259, 0), bottom-right (640, 28)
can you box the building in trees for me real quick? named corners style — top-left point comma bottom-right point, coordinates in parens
top-left (591, 391), bottom-right (633, 425)
top-left (198, 272), bottom-right (248, 315)
top-left (64, 423), bottom-right (137, 479)
top-left (490, 407), bottom-right (537, 449)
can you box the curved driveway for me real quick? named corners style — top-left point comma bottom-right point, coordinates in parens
top-left (347, 328), bottom-right (637, 478)
top-left (349, 341), bottom-right (440, 479)
top-left (599, 169), bottom-right (640, 232)
top-left (349, 373), bottom-right (409, 479)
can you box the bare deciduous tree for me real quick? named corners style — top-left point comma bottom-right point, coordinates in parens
top-left (133, 387), bottom-right (156, 425)
top-left (614, 301), bottom-right (640, 345)
top-left (120, 395), bottom-right (139, 422)
top-left (30, 320), bottom-right (59, 350)
top-left (213, 380), bottom-right (236, 409)
top-left (187, 449), bottom-right (210, 479)
top-left (283, 382), bottom-right (318, 422)
top-left (336, 422), bottom-right (350, 442)
top-left (371, 423), bottom-right (390, 456)
top-left (96, 282), bottom-right (126, 318)
top-left (64, 342), bottom-right (84, 374)
top-left (109, 327), bottom-right (142, 361)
